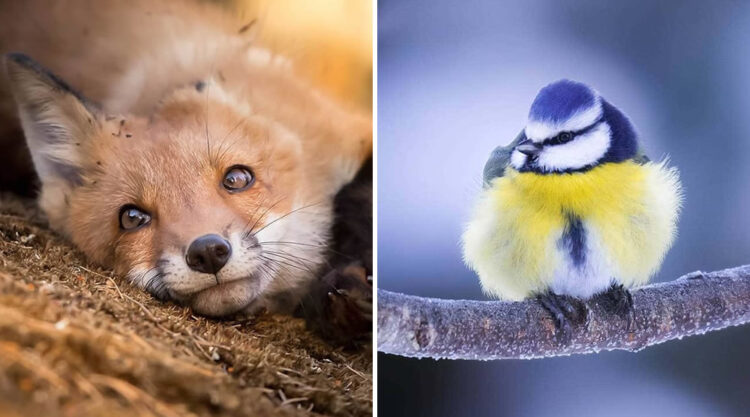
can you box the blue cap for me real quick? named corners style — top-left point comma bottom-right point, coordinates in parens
top-left (529, 80), bottom-right (597, 123)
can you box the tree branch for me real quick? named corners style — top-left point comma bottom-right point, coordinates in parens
top-left (377, 265), bottom-right (750, 360)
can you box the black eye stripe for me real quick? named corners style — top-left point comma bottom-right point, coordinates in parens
top-left (541, 117), bottom-right (605, 146)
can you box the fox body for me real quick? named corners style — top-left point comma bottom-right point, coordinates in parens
top-left (0, 0), bottom-right (371, 318)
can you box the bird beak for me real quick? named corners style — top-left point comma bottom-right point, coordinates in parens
top-left (515, 139), bottom-right (542, 157)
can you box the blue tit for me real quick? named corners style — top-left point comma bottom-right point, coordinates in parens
top-left (462, 79), bottom-right (682, 326)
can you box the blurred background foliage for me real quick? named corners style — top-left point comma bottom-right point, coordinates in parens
top-left (378, 1), bottom-right (750, 416)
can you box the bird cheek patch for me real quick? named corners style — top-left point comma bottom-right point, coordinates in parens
top-left (536, 123), bottom-right (611, 172)
top-left (510, 149), bottom-right (527, 169)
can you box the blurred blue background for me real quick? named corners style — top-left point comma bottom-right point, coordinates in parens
top-left (377, 1), bottom-right (750, 416)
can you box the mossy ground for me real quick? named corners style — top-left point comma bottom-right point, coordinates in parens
top-left (0, 195), bottom-right (372, 417)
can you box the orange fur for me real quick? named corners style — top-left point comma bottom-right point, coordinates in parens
top-left (0, 0), bottom-right (371, 316)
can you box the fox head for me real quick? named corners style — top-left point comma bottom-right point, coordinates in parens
top-left (4, 53), bottom-right (369, 317)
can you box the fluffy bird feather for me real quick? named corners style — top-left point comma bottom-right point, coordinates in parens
top-left (463, 80), bottom-right (682, 302)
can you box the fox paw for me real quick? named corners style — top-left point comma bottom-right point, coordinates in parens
top-left (303, 262), bottom-right (372, 347)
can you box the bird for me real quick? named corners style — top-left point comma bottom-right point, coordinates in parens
top-left (462, 79), bottom-right (682, 330)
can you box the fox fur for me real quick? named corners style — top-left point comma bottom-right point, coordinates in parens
top-left (0, 0), bottom-right (372, 319)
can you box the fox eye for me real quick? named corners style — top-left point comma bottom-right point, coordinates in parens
top-left (119, 205), bottom-right (151, 231)
top-left (222, 165), bottom-right (255, 192)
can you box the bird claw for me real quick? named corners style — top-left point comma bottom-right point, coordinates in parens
top-left (538, 292), bottom-right (587, 338)
top-left (597, 284), bottom-right (635, 330)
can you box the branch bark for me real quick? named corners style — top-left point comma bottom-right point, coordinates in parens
top-left (377, 265), bottom-right (750, 360)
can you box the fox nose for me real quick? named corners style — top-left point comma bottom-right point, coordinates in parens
top-left (185, 234), bottom-right (232, 274)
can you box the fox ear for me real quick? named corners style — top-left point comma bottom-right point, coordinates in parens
top-left (4, 53), bottom-right (100, 189)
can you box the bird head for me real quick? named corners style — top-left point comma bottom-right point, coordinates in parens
top-left (508, 80), bottom-right (638, 174)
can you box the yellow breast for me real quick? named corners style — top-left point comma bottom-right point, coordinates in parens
top-left (462, 160), bottom-right (682, 300)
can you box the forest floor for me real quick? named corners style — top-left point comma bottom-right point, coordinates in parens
top-left (0, 195), bottom-right (372, 417)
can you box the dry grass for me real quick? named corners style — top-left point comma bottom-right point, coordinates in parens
top-left (0, 195), bottom-right (371, 417)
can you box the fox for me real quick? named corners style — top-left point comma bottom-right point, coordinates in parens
top-left (0, 0), bottom-right (372, 332)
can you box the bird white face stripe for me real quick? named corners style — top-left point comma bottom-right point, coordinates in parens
top-left (525, 97), bottom-right (603, 142)
top-left (510, 122), bottom-right (612, 172)
top-left (510, 149), bottom-right (527, 170)
top-left (535, 123), bottom-right (611, 172)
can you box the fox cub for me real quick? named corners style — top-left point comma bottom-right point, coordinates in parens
top-left (0, 0), bottom-right (372, 342)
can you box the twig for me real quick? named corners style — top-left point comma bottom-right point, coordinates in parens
top-left (344, 363), bottom-right (368, 380)
top-left (278, 367), bottom-right (304, 377)
top-left (281, 397), bottom-right (309, 406)
top-left (0, 239), bottom-right (32, 250)
top-left (107, 278), bottom-right (158, 322)
top-left (76, 265), bottom-right (112, 280)
top-left (191, 338), bottom-right (213, 361)
top-left (72, 371), bottom-right (104, 403)
top-left (105, 277), bottom-right (180, 338)
top-left (90, 374), bottom-right (183, 417)
top-left (104, 275), bottom-right (235, 363)
top-left (377, 265), bottom-right (750, 360)
top-left (0, 341), bottom-right (70, 394)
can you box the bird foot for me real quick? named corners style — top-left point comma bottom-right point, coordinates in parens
top-left (596, 284), bottom-right (634, 329)
top-left (537, 292), bottom-right (587, 337)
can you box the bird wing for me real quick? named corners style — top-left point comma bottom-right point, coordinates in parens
top-left (482, 130), bottom-right (524, 186)
top-left (632, 145), bottom-right (651, 165)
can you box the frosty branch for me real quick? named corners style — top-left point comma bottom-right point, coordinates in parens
top-left (377, 265), bottom-right (750, 360)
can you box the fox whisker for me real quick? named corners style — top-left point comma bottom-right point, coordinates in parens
top-left (261, 253), bottom-right (314, 274)
top-left (263, 247), bottom-right (330, 270)
top-left (258, 241), bottom-right (356, 260)
top-left (250, 201), bottom-right (324, 237)
top-left (203, 78), bottom-right (213, 164)
top-left (242, 196), bottom-right (288, 239)
top-left (214, 117), bottom-right (250, 165)
top-left (239, 194), bottom-right (269, 237)
top-left (256, 260), bottom-right (310, 315)
top-left (263, 251), bottom-right (317, 272)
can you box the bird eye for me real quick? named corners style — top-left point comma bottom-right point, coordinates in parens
top-left (222, 165), bottom-right (255, 192)
top-left (559, 132), bottom-right (573, 143)
top-left (119, 205), bottom-right (151, 231)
